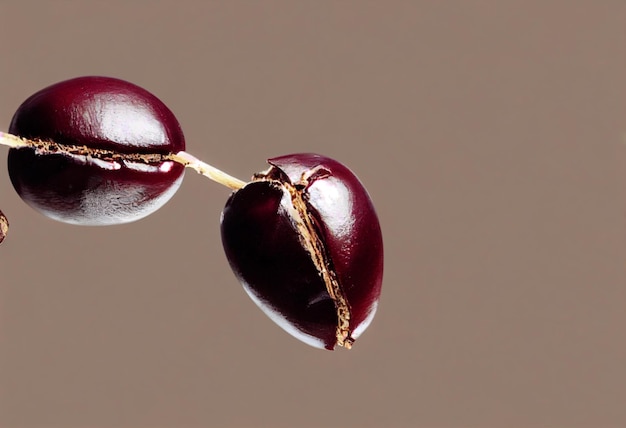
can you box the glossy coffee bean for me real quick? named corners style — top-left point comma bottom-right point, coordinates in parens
top-left (7, 76), bottom-right (185, 225)
top-left (221, 153), bottom-right (383, 350)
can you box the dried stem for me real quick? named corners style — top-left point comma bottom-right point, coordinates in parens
top-left (0, 132), bottom-right (30, 149)
top-left (167, 151), bottom-right (245, 190)
top-left (0, 131), bottom-right (246, 190)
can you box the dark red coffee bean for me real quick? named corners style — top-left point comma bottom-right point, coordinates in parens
top-left (7, 76), bottom-right (185, 225)
top-left (220, 153), bottom-right (383, 350)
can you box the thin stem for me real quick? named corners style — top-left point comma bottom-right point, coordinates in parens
top-left (167, 151), bottom-right (245, 190)
top-left (0, 131), bottom-right (246, 190)
top-left (0, 132), bottom-right (30, 149)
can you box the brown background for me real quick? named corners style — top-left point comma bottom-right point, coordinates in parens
top-left (1, 1), bottom-right (625, 427)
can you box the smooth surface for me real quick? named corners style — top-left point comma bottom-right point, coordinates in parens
top-left (8, 76), bottom-right (186, 225)
top-left (222, 154), bottom-right (383, 350)
top-left (0, 2), bottom-right (624, 427)
top-left (268, 153), bottom-right (384, 338)
top-left (222, 180), bottom-right (339, 350)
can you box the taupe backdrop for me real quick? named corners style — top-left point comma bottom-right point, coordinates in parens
top-left (1, 1), bottom-right (624, 427)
